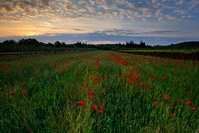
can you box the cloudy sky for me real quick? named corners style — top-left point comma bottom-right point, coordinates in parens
top-left (0, 0), bottom-right (199, 45)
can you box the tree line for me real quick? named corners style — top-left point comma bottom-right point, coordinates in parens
top-left (0, 38), bottom-right (150, 52)
top-left (0, 38), bottom-right (198, 52)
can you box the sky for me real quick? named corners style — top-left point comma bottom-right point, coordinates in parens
top-left (0, 0), bottom-right (199, 45)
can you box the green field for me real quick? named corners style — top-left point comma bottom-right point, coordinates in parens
top-left (0, 51), bottom-right (198, 132)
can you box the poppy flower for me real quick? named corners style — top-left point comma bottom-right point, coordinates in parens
top-left (10, 92), bottom-right (15, 95)
top-left (170, 114), bottom-right (174, 117)
top-left (104, 77), bottom-right (108, 79)
top-left (89, 97), bottom-right (94, 100)
top-left (144, 84), bottom-right (148, 87)
top-left (170, 103), bottom-right (174, 107)
top-left (192, 107), bottom-right (196, 111)
top-left (85, 89), bottom-right (90, 93)
top-left (185, 101), bottom-right (191, 105)
top-left (21, 90), bottom-right (27, 94)
top-left (154, 101), bottom-right (157, 106)
top-left (176, 99), bottom-right (180, 102)
top-left (90, 92), bottom-right (96, 95)
top-left (162, 99), bottom-right (166, 102)
top-left (162, 77), bottom-right (166, 80)
top-left (49, 78), bottom-right (52, 81)
top-left (100, 105), bottom-right (103, 110)
top-left (93, 106), bottom-right (97, 110)
top-left (150, 87), bottom-right (153, 89)
top-left (186, 91), bottom-right (189, 93)
top-left (117, 78), bottom-right (120, 80)
top-left (83, 85), bottom-right (87, 88)
top-left (76, 101), bottom-right (86, 106)
top-left (27, 128), bottom-right (32, 132)
top-left (37, 83), bottom-right (40, 86)
top-left (99, 110), bottom-right (103, 113)
top-left (164, 95), bottom-right (169, 99)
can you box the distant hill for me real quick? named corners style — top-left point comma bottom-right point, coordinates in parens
top-left (167, 41), bottom-right (199, 49)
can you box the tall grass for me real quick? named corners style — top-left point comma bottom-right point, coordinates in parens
top-left (0, 51), bottom-right (198, 132)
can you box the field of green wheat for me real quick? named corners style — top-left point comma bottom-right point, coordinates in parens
top-left (0, 51), bottom-right (198, 132)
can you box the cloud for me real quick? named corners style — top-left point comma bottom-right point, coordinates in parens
top-left (95, 28), bottom-right (179, 37)
top-left (165, 15), bottom-right (176, 20)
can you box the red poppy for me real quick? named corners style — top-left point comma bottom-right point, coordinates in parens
top-left (37, 83), bottom-right (40, 86)
top-left (144, 84), bottom-right (148, 87)
top-left (104, 77), bottom-right (107, 79)
top-left (90, 71), bottom-right (92, 73)
top-left (21, 90), bottom-right (27, 94)
top-left (176, 99), bottom-right (180, 102)
top-left (85, 89), bottom-right (90, 93)
top-left (93, 106), bottom-right (97, 110)
top-left (170, 114), bottom-right (174, 117)
top-left (150, 87), bottom-right (153, 89)
top-left (27, 128), bottom-right (32, 132)
top-left (49, 78), bottom-right (52, 81)
top-left (83, 85), bottom-right (87, 88)
top-left (89, 97), bottom-right (94, 100)
top-left (117, 78), bottom-right (120, 80)
top-left (162, 77), bottom-right (166, 80)
top-left (185, 101), bottom-right (191, 105)
top-left (192, 107), bottom-right (196, 111)
top-left (99, 110), bottom-right (103, 113)
top-left (164, 95), bottom-right (169, 99)
top-left (100, 105), bottom-right (103, 110)
top-left (186, 91), bottom-right (189, 93)
top-left (90, 92), bottom-right (96, 95)
top-left (10, 92), bottom-right (15, 95)
top-left (170, 103), bottom-right (174, 107)
top-left (76, 101), bottom-right (86, 106)
top-left (162, 99), bottom-right (166, 102)
top-left (154, 101), bottom-right (157, 106)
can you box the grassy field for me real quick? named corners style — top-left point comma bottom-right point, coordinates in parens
top-left (0, 51), bottom-right (198, 132)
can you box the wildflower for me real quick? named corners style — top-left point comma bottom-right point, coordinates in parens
top-left (162, 77), bottom-right (166, 80)
top-left (192, 107), bottom-right (196, 111)
top-left (148, 74), bottom-right (152, 76)
top-left (164, 95), bottom-right (169, 99)
top-left (89, 97), bottom-right (94, 100)
top-left (162, 99), bottom-right (166, 102)
top-left (186, 91), bottom-right (189, 93)
top-left (21, 90), bottom-right (27, 94)
top-left (37, 83), bottom-right (40, 86)
top-left (104, 77), bottom-right (108, 80)
top-left (185, 101), bottom-right (191, 105)
top-left (27, 128), bottom-right (32, 132)
top-left (90, 92), bottom-right (96, 95)
top-left (117, 78), bottom-right (120, 80)
top-left (49, 78), bottom-right (52, 81)
top-left (99, 110), bottom-right (103, 113)
top-left (170, 103), bottom-right (174, 107)
top-left (170, 114), bottom-right (174, 117)
top-left (176, 99), bottom-right (180, 102)
top-left (10, 92), bottom-right (15, 95)
top-left (85, 89), bottom-right (90, 93)
top-left (93, 106), bottom-right (97, 110)
top-left (154, 101), bottom-right (157, 106)
top-left (100, 105), bottom-right (103, 110)
top-left (144, 84), bottom-right (148, 87)
top-left (76, 101), bottom-right (86, 106)
top-left (150, 86), bottom-right (153, 89)
top-left (83, 85), bottom-right (87, 88)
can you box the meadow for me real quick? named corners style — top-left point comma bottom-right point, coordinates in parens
top-left (0, 51), bottom-right (198, 132)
